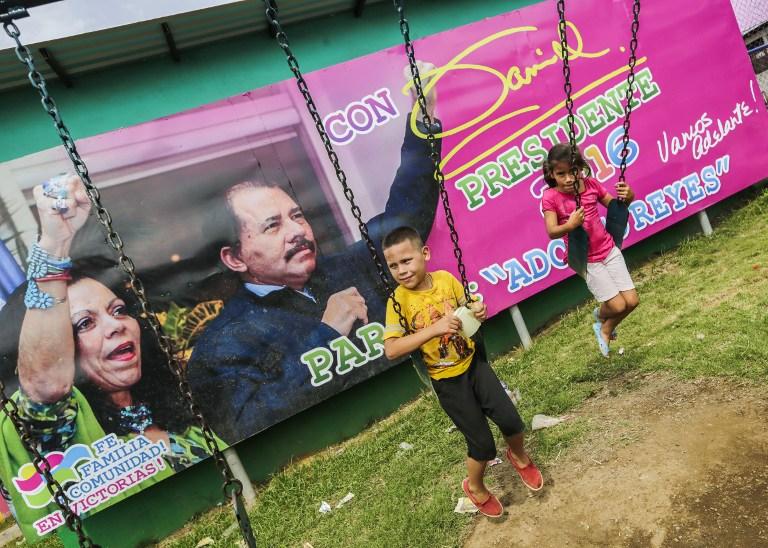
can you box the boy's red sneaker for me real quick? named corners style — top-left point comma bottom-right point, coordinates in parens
top-left (461, 478), bottom-right (503, 518)
top-left (506, 448), bottom-right (544, 491)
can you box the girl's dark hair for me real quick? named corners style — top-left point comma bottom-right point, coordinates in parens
top-left (542, 143), bottom-right (592, 188)
top-left (70, 270), bottom-right (196, 436)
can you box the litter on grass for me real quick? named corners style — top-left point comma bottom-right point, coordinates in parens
top-left (335, 492), bottom-right (355, 509)
top-left (531, 414), bottom-right (573, 431)
top-left (319, 492), bottom-right (356, 514)
top-left (454, 497), bottom-right (479, 514)
top-left (500, 381), bottom-right (522, 405)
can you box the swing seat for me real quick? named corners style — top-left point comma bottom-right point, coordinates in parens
top-left (569, 199), bottom-right (629, 278)
top-left (567, 225), bottom-right (589, 279)
top-left (409, 351), bottom-right (433, 390)
top-left (605, 199), bottom-right (630, 248)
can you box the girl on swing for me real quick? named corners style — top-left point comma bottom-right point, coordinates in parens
top-left (541, 143), bottom-right (639, 357)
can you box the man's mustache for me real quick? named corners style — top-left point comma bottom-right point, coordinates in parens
top-left (284, 238), bottom-right (316, 261)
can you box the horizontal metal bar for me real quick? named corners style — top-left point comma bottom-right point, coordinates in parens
top-left (3, 0), bottom-right (64, 8)
top-left (1, 0), bottom-right (63, 22)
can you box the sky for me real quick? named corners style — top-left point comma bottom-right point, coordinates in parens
top-left (3, 0), bottom-right (243, 47)
top-left (730, 0), bottom-right (768, 33)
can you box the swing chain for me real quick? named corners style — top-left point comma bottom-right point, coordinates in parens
top-left (0, 20), bottom-right (99, 548)
top-left (559, 0), bottom-right (640, 193)
top-left (262, 0), bottom-right (412, 335)
top-left (0, 379), bottom-right (97, 546)
top-left (556, 0), bottom-right (581, 210)
top-left (618, 0), bottom-right (641, 183)
top-left (394, 0), bottom-right (473, 306)
top-left (3, 20), bottom-right (256, 548)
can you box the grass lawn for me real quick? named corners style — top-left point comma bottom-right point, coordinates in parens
top-left (18, 187), bottom-right (768, 547)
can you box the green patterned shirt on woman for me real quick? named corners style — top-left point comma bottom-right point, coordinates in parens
top-left (0, 387), bottom-right (223, 541)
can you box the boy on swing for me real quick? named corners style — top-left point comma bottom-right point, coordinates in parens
top-left (541, 143), bottom-right (640, 357)
top-left (382, 226), bottom-right (543, 518)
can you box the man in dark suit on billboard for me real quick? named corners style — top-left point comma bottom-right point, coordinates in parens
top-left (188, 72), bottom-right (441, 443)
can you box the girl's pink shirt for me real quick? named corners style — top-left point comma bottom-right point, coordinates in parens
top-left (542, 177), bottom-right (615, 262)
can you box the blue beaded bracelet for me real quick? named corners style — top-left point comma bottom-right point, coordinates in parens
top-left (24, 243), bottom-right (72, 310)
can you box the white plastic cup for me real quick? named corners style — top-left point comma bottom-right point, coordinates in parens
top-left (453, 305), bottom-right (481, 338)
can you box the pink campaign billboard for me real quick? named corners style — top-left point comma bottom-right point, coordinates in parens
top-left (309, 0), bottom-right (768, 315)
top-left (0, 0), bottom-right (766, 540)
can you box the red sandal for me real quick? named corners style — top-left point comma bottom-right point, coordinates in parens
top-left (461, 478), bottom-right (503, 518)
top-left (506, 448), bottom-right (544, 491)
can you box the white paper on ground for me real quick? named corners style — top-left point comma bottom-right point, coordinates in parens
top-left (531, 414), bottom-right (573, 431)
top-left (454, 497), bottom-right (479, 514)
top-left (335, 492), bottom-right (355, 508)
top-left (500, 381), bottom-right (521, 406)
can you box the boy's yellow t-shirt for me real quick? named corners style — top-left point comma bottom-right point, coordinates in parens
top-left (384, 270), bottom-right (475, 380)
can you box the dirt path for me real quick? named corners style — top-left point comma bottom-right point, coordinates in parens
top-left (465, 373), bottom-right (768, 548)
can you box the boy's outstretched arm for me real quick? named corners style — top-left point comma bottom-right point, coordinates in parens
top-left (384, 314), bottom-right (461, 360)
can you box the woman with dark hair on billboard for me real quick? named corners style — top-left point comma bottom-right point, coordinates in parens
top-left (0, 175), bottom-right (222, 538)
